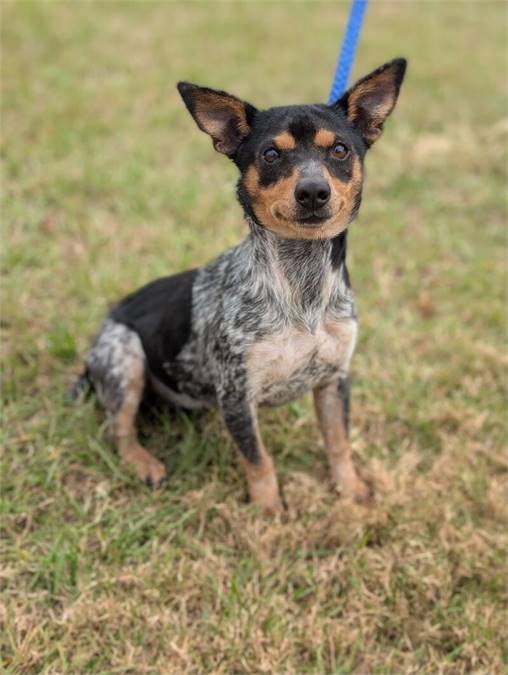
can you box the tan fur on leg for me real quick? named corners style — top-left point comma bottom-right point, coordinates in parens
top-left (240, 428), bottom-right (282, 515)
top-left (313, 382), bottom-right (370, 503)
top-left (112, 360), bottom-right (166, 486)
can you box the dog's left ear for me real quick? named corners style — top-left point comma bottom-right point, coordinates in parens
top-left (177, 82), bottom-right (257, 157)
top-left (333, 58), bottom-right (407, 147)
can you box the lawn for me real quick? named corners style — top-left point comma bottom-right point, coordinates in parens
top-left (2, 2), bottom-right (506, 673)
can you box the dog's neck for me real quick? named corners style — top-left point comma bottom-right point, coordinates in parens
top-left (244, 219), bottom-right (351, 327)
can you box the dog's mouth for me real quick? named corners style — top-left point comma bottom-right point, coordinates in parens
top-left (293, 203), bottom-right (344, 228)
top-left (295, 213), bottom-right (330, 227)
top-left (270, 201), bottom-right (345, 237)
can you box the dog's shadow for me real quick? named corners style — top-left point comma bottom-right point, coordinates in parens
top-left (133, 393), bottom-right (325, 499)
top-left (135, 392), bottom-right (236, 490)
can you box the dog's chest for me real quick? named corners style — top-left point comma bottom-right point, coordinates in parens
top-left (246, 317), bottom-right (357, 406)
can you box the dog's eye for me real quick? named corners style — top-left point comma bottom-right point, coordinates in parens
top-left (332, 142), bottom-right (349, 160)
top-left (263, 147), bottom-right (280, 164)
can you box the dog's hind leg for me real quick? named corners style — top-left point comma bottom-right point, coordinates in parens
top-left (85, 320), bottom-right (167, 486)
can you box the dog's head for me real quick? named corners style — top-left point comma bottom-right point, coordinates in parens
top-left (178, 58), bottom-right (406, 240)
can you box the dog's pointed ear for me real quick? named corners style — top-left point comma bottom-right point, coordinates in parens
top-left (177, 82), bottom-right (257, 157)
top-left (332, 58), bottom-right (407, 147)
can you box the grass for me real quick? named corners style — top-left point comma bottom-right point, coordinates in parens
top-left (1, 1), bottom-right (506, 673)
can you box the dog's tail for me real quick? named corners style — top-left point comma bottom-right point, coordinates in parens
top-left (67, 368), bottom-right (93, 401)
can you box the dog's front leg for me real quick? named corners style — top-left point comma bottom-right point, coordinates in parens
top-left (313, 378), bottom-right (370, 503)
top-left (218, 390), bottom-right (282, 514)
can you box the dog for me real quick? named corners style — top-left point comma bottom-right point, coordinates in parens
top-left (71, 58), bottom-right (407, 514)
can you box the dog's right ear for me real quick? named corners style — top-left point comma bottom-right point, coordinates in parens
top-left (177, 82), bottom-right (257, 157)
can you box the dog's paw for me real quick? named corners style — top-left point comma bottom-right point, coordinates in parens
top-left (122, 442), bottom-right (167, 488)
top-left (333, 467), bottom-right (373, 505)
top-left (247, 467), bottom-right (284, 516)
top-left (260, 495), bottom-right (284, 517)
top-left (141, 457), bottom-right (167, 488)
top-left (249, 487), bottom-right (284, 516)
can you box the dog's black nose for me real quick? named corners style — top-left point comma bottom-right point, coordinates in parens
top-left (295, 178), bottom-right (331, 211)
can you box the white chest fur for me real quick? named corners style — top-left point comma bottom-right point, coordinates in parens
top-left (246, 316), bottom-right (357, 406)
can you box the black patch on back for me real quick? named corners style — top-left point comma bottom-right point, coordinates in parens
top-left (110, 269), bottom-right (197, 387)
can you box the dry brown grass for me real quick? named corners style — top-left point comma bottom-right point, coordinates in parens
top-left (4, 438), bottom-right (506, 673)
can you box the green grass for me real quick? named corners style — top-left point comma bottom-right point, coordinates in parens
top-left (2, 2), bottom-right (507, 673)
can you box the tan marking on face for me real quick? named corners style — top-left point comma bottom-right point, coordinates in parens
top-left (113, 360), bottom-right (167, 485)
top-left (323, 154), bottom-right (363, 226)
top-left (313, 380), bottom-right (370, 503)
top-left (244, 165), bottom-right (303, 239)
top-left (246, 318), bottom-right (357, 403)
top-left (314, 128), bottom-right (335, 147)
top-left (244, 153), bottom-right (362, 240)
top-left (273, 131), bottom-right (296, 151)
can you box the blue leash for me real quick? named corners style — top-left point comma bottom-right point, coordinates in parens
top-left (328, 0), bottom-right (368, 104)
